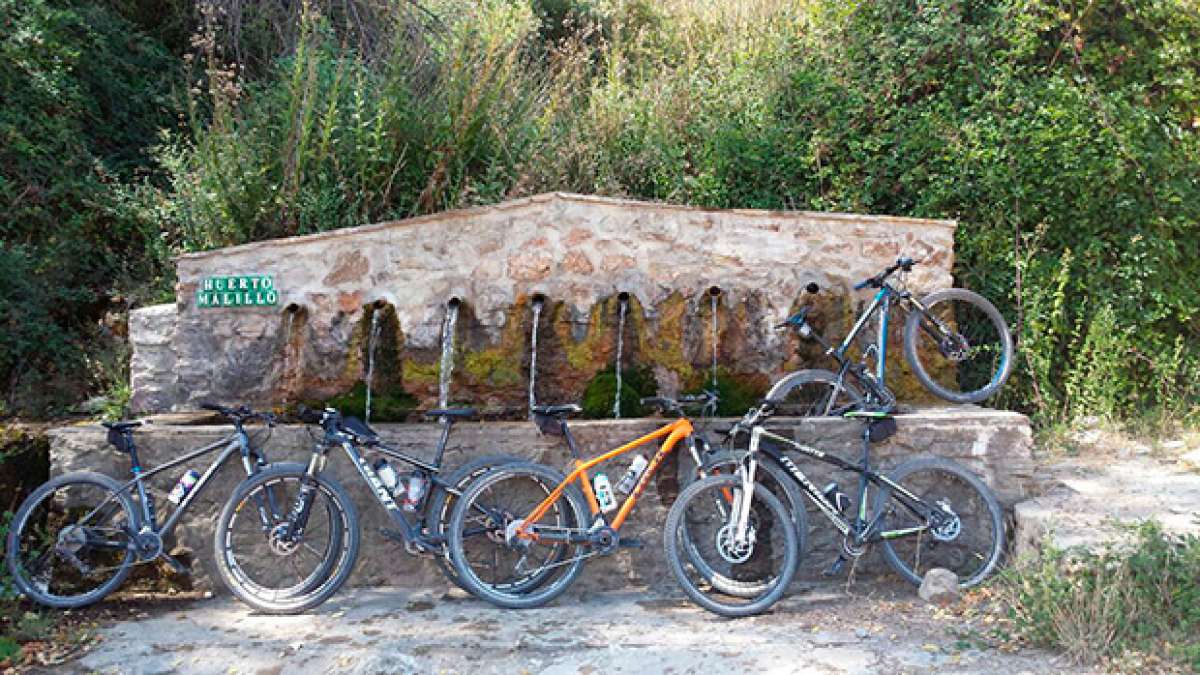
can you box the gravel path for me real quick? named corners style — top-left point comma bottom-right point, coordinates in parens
top-left (56, 582), bottom-right (1080, 675)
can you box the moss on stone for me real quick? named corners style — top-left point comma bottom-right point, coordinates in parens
top-left (580, 366), bottom-right (656, 419)
top-left (635, 291), bottom-right (693, 381)
top-left (402, 360), bottom-right (440, 386)
top-left (325, 381), bottom-right (417, 422)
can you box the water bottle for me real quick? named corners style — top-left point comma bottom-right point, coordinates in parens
top-left (374, 458), bottom-right (399, 493)
top-left (615, 455), bottom-right (649, 494)
top-left (593, 473), bottom-right (617, 513)
top-left (167, 469), bottom-right (201, 505)
top-left (402, 473), bottom-right (426, 512)
top-left (822, 482), bottom-right (851, 514)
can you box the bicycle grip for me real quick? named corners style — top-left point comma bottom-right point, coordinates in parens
top-left (296, 405), bottom-right (323, 424)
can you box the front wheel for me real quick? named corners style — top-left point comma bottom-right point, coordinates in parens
top-left (665, 474), bottom-right (798, 617)
top-left (5, 472), bottom-right (137, 608)
top-left (875, 456), bottom-right (1005, 588)
top-left (903, 288), bottom-right (1013, 404)
top-left (213, 464), bottom-right (359, 614)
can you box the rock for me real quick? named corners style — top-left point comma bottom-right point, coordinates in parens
top-left (1181, 448), bottom-right (1200, 472)
top-left (338, 652), bottom-right (421, 674)
top-left (918, 568), bottom-right (959, 606)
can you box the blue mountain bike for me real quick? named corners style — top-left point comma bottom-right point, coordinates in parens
top-left (767, 257), bottom-right (1013, 415)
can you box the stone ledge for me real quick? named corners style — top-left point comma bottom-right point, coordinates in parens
top-left (48, 408), bottom-right (1032, 593)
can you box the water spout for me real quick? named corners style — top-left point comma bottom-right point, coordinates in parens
top-left (613, 293), bottom-right (629, 418)
top-left (438, 298), bottom-right (461, 409)
top-left (364, 307), bottom-right (382, 424)
top-left (709, 287), bottom-right (721, 390)
top-left (528, 295), bottom-right (545, 416)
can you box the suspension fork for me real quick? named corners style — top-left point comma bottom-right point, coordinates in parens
top-left (730, 428), bottom-right (764, 545)
top-left (282, 448), bottom-right (327, 540)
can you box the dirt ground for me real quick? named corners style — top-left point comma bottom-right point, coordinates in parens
top-left (26, 580), bottom-right (1084, 675)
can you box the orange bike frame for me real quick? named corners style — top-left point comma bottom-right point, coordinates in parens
top-left (517, 417), bottom-right (694, 538)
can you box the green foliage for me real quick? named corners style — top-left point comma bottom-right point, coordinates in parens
top-left (323, 381), bottom-right (418, 423)
top-left (581, 366), bottom-right (655, 418)
top-left (1002, 522), bottom-right (1200, 669)
top-left (0, 0), bottom-right (178, 414)
top-left (685, 369), bottom-right (765, 417)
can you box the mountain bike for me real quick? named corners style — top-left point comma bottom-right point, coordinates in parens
top-left (211, 406), bottom-right (524, 614)
top-left (444, 396), bottom-right (799, 614)
top-left (767, 257), bottom-right (1013, 415)
top-left (666, 402), bottom-right (1005, 617)
top-left (5, 404), bottom-right (280, 608)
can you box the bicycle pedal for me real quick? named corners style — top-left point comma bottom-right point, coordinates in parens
top-left (823, 556), bottom-right (847, 577)
top-left (617, 537), bottom-right (644, 549)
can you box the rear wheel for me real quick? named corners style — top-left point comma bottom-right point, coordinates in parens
top-left (213, 465), bottom-right (359, 614)
top-left (876, 457), bottom-right (1005, 588)
top-left (447, 463), bottom-right (588, 609)
top-left (5, 472), bottom-right (136, 608)
top-left (423, 454), bottom-right (526, 591)
top-left (665, 474), bottom-right (798, 617)
top-left (903, 288), bottom-right (1013, 403)
top-left (764, 369), bottom-right (864, 417)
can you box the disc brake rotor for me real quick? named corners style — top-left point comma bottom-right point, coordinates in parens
top-left (715, 523), bottom-right (756, 564)
top-left (930, 499), bottom-right (962, 542)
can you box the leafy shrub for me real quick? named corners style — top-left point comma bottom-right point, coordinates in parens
top-left (1002, 522), bottom-right (1200, 669)
top-left (581, 366), bottom-right (655, 418)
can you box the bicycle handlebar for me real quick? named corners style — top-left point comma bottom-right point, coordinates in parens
top-left (854, 256), bottom-right (919, 290)
top-left (200, 402), bottom-right (276, 426)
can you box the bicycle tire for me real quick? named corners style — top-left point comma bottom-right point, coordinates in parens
top-left (763, 369), bottom-right (865, 416)
top-left (903, 288), bottom-right (1013, 403)
top-left (665, 474), bottom-right (798, 617)
top-left (423, 454), bottom-right (527, 590)
top-left (686, 451), bottom-right (808, 597)
top-left (875, 456), bottom-right (1005, 588)
top-left (213, 464), bottom-right (359, 614)
top-left (6, 472), bottom-right (137, 609)
top-left (447, 462), bottom-right (589, 609)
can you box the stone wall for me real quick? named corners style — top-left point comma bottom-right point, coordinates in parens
top-left (48, 407), bottom-right (1031, 594)
top-left (130, 193), bottom-right (956, 414)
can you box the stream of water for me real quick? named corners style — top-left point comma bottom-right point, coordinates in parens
top-left (365, 308), bottom-right (381, 424)
top-left (528, 298), bottom-right (544, 416)
top-left (612, 296), bottom-right (628, 418)
top-left (438, 301), bottom-right (460, 409)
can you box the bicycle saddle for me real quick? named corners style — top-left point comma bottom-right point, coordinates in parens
top-left (843, 410), bottom-right (898, 443)
top-left (530, 404), bottom-right (582, 417)
top-left (340, 416), bottom-right (381, 443)
top-left (102, 420), bottom-right (143, 453)
top-left (102, 420), bottom-right (144, 432)
top-left (424, 408), bottom-right (477, 419)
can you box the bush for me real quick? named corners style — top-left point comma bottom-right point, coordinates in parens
top-left (581, 366), bottom-right (656, 418)
top-left (1002, 522), bottom-right (1200, 669)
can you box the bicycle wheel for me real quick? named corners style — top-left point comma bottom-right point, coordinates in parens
top-left (5, 472), bottom-right (137, 608)
top-left (763, 369), bottom-right (864, 417)
top-left (213, 464), bottom-right (359, 614)
top-left (686, 451), bottom-right (807, 598)
top-left (447, 463), bottom-right (588, 609)
top-left (423, 454), bottom-right (525, 591)
top-left (665, 474), bottom-right (798, 617)
top-left (875, 456), bottom-right (1005, 588)
top-left (903, 288), bottom-right (1013, 404)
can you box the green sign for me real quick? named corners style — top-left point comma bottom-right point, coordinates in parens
top-left (197, 274), bottom-right (278, 308)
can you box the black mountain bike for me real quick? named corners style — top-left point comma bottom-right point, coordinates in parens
top-left (666, 402), bottom-right (1005, 617)
top-left (212, 406), bottom-right (523, 614)
top-left (767, 257), bottom-right (1014, 415)
top-left (5, 404), bottom-right (279, 608)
